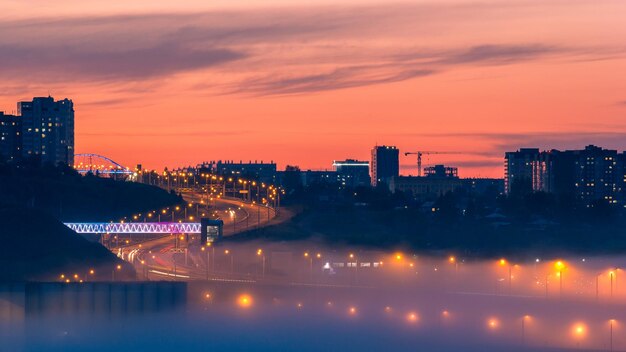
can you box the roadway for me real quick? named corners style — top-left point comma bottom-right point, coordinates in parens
top-left (114, 191), bottom-right (278, 281)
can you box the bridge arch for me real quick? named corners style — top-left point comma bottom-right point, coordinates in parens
top-left (74, 153), bottom-right (133, 176)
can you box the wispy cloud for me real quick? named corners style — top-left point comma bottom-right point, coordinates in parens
top-left (407, 131), bottom-right (626, 155)
top-left (0, 41), bottom-right (244, 81)
top-left (229, 66), bottom-right (435, 96)
top-left (0, 2), bottom-right (622, 95)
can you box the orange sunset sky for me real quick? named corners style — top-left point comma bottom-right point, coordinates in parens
top-left (1, 0), bottom-right (625, 177)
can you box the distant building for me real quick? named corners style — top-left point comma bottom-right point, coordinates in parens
top-left (371, 145), bottom-right (399, 187)
top-left (389, 164), bottom-right (462, 199)
top-left (462, 178), bottom-right (505, 195)
top-left (18, 97), bottom-right (74, 166)
top-left (504, 145), bottom-right (624, 207)
top-left (504, 148), bottom-right (539, 194)
top-left (300, 170), bottom-right (339, 187)
top-left (0, 112), bottom-right (21, 162)
top-left (424, 164), bottom-right (458, 178)
top-left (390, 177), bottom-right (463, 200)
top-left (198, 160), bottom-right (277, 183)
top-left (333, 159), bottom-right (370, 187)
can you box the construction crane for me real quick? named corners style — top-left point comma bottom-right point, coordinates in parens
top-left (404, 151), bottom-right (462, 176)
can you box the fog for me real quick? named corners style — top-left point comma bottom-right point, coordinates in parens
top-left (3, 241), bottom-right (626, 351)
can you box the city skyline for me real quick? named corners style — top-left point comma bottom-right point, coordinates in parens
top-left (2, 0), bottom-right (626, 177)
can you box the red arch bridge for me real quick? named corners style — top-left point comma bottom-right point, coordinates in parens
top-left (64, 222), bottom-right (201, 234)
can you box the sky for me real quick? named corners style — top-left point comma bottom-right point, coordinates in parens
top-left (1, 0), bottom-right (625, 177)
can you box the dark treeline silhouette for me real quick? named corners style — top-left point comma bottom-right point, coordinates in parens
top-left (0, 158), bottom-right (182, 222)
top-left (231, 176), bottom-right (626, 259)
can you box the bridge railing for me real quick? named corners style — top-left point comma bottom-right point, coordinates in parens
top-left (64, 222), bottom-right (201, 234)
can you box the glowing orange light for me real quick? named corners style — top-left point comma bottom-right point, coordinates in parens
top-left (349, 307), bottom-right (357, 315)
top-left (572, 323), bottom-right (586, 338)
top-left (406, 312), bottom-right (419, 323)
top-left (488, 318), bottom-right (499, 329)
top-left (499, 259), bottom-right (507, 266)
top-left (449, 256), bottom-right (456, 263)
top-left (555, 260), bottom-right (566, 271)
top-left (237, 294), bottom-right (252, 308)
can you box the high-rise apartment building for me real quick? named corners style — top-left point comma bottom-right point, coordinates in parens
top-left (332, 159), bottom-right (370, 187)
top-left (505, 145), bottom-right (624, 207)
top-left (0, 112), bottom-right (21, 162)
top-left (18, 97), bottom-right (74, 166)
top-left (504, 148), bottom-right (539, 194)
top-left (370, 145), bottom-right (399, 187)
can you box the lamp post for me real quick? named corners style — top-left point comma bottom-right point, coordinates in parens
top-left (609, 319), bottom-right (615, 352)
top-left (521, 315), bottom-right (530, 346)
top-left (225, 249), bottom-right (234, 273)
top-left (610, 270), bottom-right (616, 299)
top-left (555, 261), bottom-right (565, 298)
top-left (349, 253), bottom-right (358, 284)
top-left (304, 252), bottom-right (313, 281)
top-left (257, 249), bottom-right (265, 278)
top-left (202, 245), bottom-right (210, 281)
top-left (596, 273), bottom-right (601, 301)
top-left (498, 258), bottom-right (512, 294)
top-left (112, 264), bottom-right (122, 281)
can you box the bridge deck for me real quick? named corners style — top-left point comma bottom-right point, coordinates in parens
top-left (64, 222), bottom-right (201, 234)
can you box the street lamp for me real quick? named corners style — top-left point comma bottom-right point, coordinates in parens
top-left (304, 252), bottom-right (313, 281)
top-left (257, 249), bottom-right (265, 278)
top-left (349, 253), bottom-right (358, 284)
top-left (225, 249), bottom-right (234, 273)
top-left (112, 264), bottom-right (122, 281)
top-left (521, 315), bottom-right (531, 346)
top-left (555, 260), bottom-right (566, 297)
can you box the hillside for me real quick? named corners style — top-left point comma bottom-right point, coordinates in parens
top-left (0, 162), bottom-right (181, 221)
top-left (0, 207), bottom-right (134, 281)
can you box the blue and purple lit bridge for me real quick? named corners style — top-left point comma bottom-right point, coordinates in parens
top-left (64, 222), bottom-right (201, 234)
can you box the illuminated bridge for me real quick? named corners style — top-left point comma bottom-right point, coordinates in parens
top-left (74, 153), bottom-right (134, 176)
top-left (64, 222), bottom-right (201, 234)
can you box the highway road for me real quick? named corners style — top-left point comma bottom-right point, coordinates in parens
top-left (113, 191), bottom-right (278, 281)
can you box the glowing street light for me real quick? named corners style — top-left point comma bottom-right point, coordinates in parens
top-left (237, 294), bottom-right (252, 308)
top-left (572, 323), bottom-right (586, 340)
top-left (555, 260), bottom-right (566, 297)
top-left (257, 249), bottom-right (265, 277)
top-left (224, 249), bottom-right (234, 273)
top-left (498, 258), bottom-right (512, 293)
top-left (449, 256), bottom-right (458, 273)
top-left (406, 312), bottom-right (419, 323)
top-left (609, 269), bottom-right (616, 299)
top-left (521, 315), bottom-right (531, 346)
top-left (488, 318), bottom-right (499, 330)
top-left (609, 319), bottom-right (616, 352)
